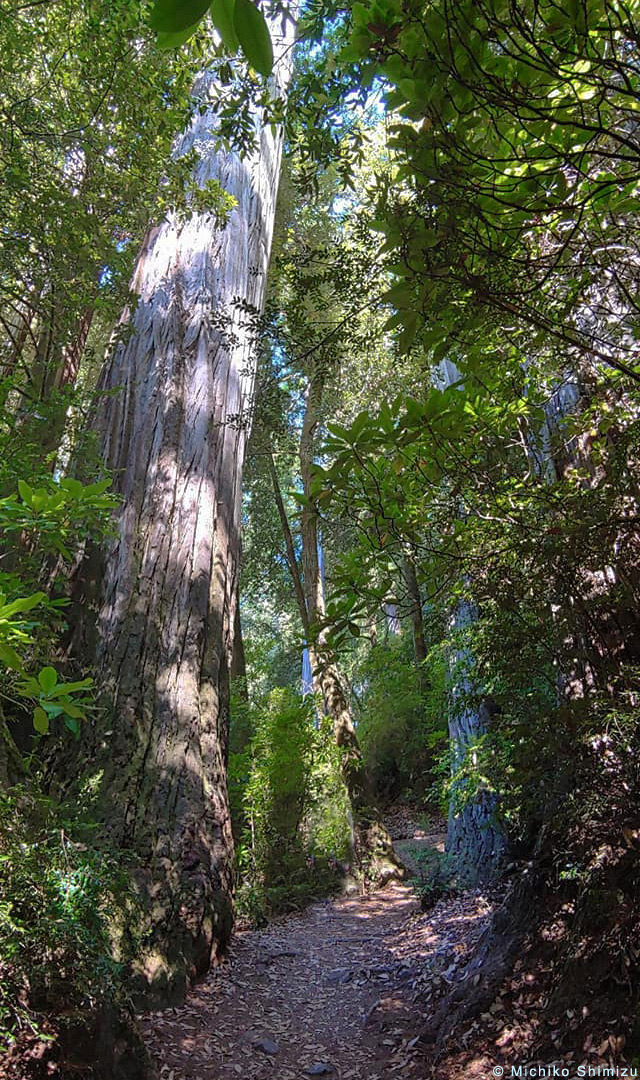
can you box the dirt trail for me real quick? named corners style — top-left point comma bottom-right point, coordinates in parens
top-left (142, 818), bottom-right (493, 1080)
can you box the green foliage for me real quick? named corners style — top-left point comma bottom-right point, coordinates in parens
top-left (233, 689), bottom-right (352, 922)
top-left (246, 688), bottom-right (313, 861)
top-left (354, 636), bottom-right (447, 801)
top-left (0, 476), bottom-right (117, 739)
top-left (0, 0), bottom-right (198, 388)
top-left (2, 478), bottom-right (115, 562)
top-left (334, 0), bottom-right (640, 383)
top-left (315, 360), bottom-right (640, 858)
top-left (0, 788), bottom-right (140, 1050)
top-left (398, 842), bottom-right (455, 911)
top-left (17, 671), bottom-right (93, 738)
top-left (149, 0), bottom-right (274, 75)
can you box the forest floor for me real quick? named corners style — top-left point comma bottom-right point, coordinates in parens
top-left (142, 811), bottom-right (495, 1080)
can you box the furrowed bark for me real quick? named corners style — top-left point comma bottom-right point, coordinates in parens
top-left (57, 16), bottom-right (296, 1004)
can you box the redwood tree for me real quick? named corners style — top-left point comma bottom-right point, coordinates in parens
top-left (63, 18), bottom-right (296, 1002)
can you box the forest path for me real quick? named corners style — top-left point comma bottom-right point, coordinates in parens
top-left (142, 817), bottom-right (492, 1080)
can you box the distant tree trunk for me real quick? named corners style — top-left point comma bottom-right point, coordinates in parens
top-left (446, 597), bottom-right (505, 883)
top-left (0, 298), bottom-right (36, 382)
top-left (298, 372), bottom-right (371, 813)
top-left (436, 359), bottom-right (504, 883)
top-left (57, 24), bottom-right (296, 1004)
top-left (230, 593), bottom-right (248, 693)
top-left (52, 307), bottom-right (94, 394)
top-left (270, 379), bottom-right (404, 881)
top-left (402, 556), bottom-right (428, 690)
top-left (383, 600), bottom-right (401, 635)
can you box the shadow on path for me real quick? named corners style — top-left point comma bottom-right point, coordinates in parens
top-left (142, 823), bottom-right (493, 1080)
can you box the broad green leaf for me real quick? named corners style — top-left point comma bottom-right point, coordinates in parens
top-left (58, 478), bottom-right (85, 498)
top-left (83, 480), bottom-right (112, 496)
top-left (41, 702), bottom-right (64, 718)
top-left (38, 666), bottom-right (58, 693)
top-left (350, 411), bottom-right (373, 438)
top-left (397, 311), bottom-right (419, 353)
top-left (233, 0), bottom-right (273, 77)
top-left (156, 25), bottom-right (200, 48)
top-left (325, 424), bottom-right (352, 444)
top-left (0, 643), bottom-right (23, 671)
top-left (150, 0), bottom-right (211, 32)
top-left (48, 678), bottom-right (93, 698)
top-left (60, 702), bottom-right (85, 720)
top-left (381, 282), bottom-right (413, 308)
top-left (210, 0), bottom-right (240, 51)
top-left (30, 489), bottom-right (49, 512)
top-left (0, 593), bottom-right (46, 620)
top-left (33, 707), bottom-right (49, 735)
top-left (17, 480), bottom-right (33, 506)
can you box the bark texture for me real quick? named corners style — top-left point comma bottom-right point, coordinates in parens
top-left (446, 598), bottom-right (505, 885)
top-left (435, 359), bottom-right (504, 884)
top-left (61, 23), bottom-right (296, 1004)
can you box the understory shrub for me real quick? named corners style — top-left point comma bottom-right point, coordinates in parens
top-left (233, 688), bottom-right (352, 923)
top-left (407, 846), bottom-right (455, 910)
top-left (0, 786), bottom-right (140, 1055)
top-left (354, 636), bottom-right (447, 802)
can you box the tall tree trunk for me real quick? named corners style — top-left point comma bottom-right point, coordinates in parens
top-left (58, 22), bottom-right (296, 1004)
top-left (270, 380), bottom-right (404, 882)
top-left (436, 360), bottom-right (505, 883)
top-left (273, 378), bottom-right (372, 813)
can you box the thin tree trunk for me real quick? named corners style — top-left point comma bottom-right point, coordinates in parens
top-left (51, 307), bottom-right (94, 395)
top-left (270, 378), bottom-right (404, 880)
top-left (230, 592), bottom-right (248, 692)
top-left (0, 301), bottom-right (35, 382)
top-left (402, 556), bottom-right (429, 690)
top-left (271, 384), bottom-right (371, 811)
top-left (268, 450), bottom-right (309, 632)
top-left (58, 20), bottom-right (296, 1004)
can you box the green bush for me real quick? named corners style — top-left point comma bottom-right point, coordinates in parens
top-left (406, 845), bottom-right (455, 910)
top-left (355, 636), bottom-right (447, 801)
top-left (0, 472), bottom-right (117, 754)
top-left (234, 689), bottom-right (353, 923)
top-left (0, 788), bottom-right (139, 1051)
